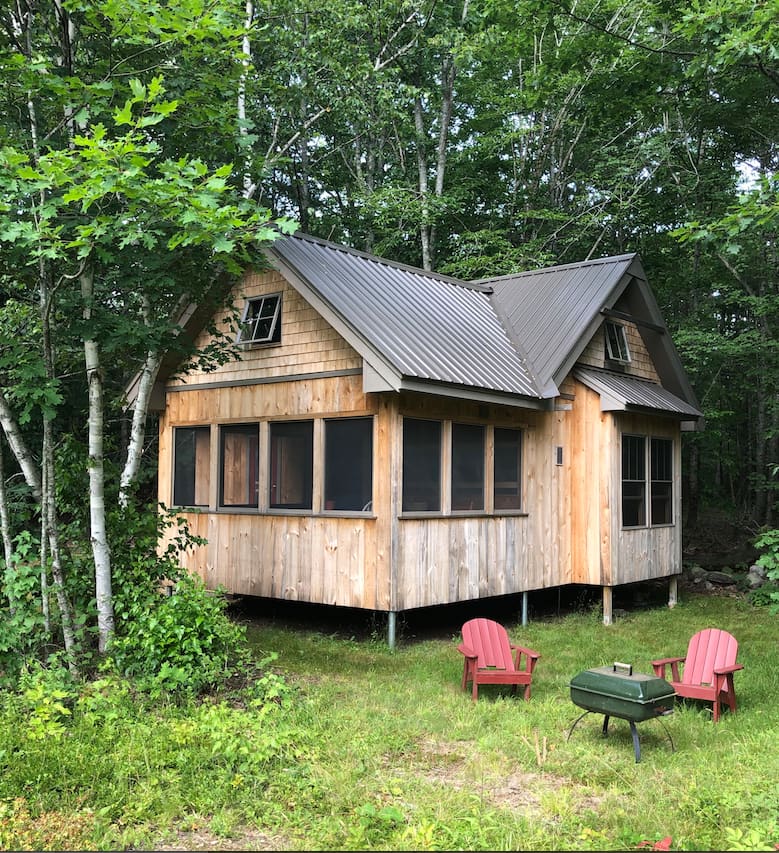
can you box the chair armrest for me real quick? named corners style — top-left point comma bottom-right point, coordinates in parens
top-left (651, 655), bottom-right (685, 667)
top-left (511, 643), bottom-right (540, 660)
top-left (713, 663), bottom-right (744, 675)
top-left (651, 655), bottom-right (685, 682)
top-left (511, 643), bottom-right (540, 672)
top-left (457, 642), bottom-right (477, 659)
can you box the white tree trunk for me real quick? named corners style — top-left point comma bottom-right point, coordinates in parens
top-left (81, 268), bottom-right (114, 652)
top-left (0, 392), bottom-right (42, 502)
top-left (0, 441), bottom-right (15, 608)
top-left (118, 348), bottom-right (162, 509)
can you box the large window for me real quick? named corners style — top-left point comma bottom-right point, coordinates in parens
top-left (651, 438), bottom-right (673, 525)
top-left (402, 418), bottom-right (524, 515)
top-left (173, 427), bottom-right (210, 507)
top-left (220, 424), bottom-right (259, 507)
top-left (451, 423), bottom-right (484, 511)
top-left (622, 434), bottom-right (673, 528)
top-left (402, 418), bottom-right (441, 512)
top-left (494, 428), bottom-right (522, 510)
top-left (269, 420), bottom-right (313, 510)
top-left (238, 294), bottom-right (282, 345)
top-left (325, 418), bottom-right (373, 511)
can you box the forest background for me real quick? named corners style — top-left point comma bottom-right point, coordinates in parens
top-left (0, 0), bottom-right (776, 671)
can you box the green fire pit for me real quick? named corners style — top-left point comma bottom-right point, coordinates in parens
top-left (568, 662), bottom-right (676, 762)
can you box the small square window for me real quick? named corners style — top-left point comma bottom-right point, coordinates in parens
top-left (605, 322), bottom-right (631, 363)
top-left (238, 294), bottom-right (281, 345)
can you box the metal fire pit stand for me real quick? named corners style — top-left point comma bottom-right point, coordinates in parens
top-left (567, 662), bottom-right (676, 763)
top-left (566, 708), bottom-right (674, 763)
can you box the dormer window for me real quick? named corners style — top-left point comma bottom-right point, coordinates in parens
top-left (605, 321), bottom-right (631, 363)
top-left (238, 294), bottom-right (282, 345)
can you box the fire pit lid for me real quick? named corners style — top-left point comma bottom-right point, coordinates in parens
top-left (570, 662), bottom-right (675, 705)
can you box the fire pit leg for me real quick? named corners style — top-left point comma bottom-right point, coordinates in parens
top-left (566, 709), bottom-right (592, 742)
top-left (601, 715), bottom-right (610, 737)
top-left (629, 720), bottom-right (641, 763)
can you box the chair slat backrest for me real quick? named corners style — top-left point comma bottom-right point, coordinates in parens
top-left (683, 628), bottom-right (739, 687)
top-left (461, 618), bottom-right (514, 671)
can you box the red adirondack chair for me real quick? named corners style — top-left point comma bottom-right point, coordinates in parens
top-left (458, 618), bottom-right (540, 702)
top-left (651, 628), bottom-right (744, 722)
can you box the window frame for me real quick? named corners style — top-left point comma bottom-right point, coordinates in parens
top-left (650, 437), bottom-right (674, 526)
top-left (605, 321), bottom-right (631, 363)
top-left (237, 293), bottom-right (282, 346)
top-left (172, 426), bottom-right (211, 508)
top-left (218, 423), bottom-right (259, 509)
top-left (323, 416), bottom-right (374, 512)
top-left (621, 433), bottom-right (674, 529)
top-left (401, 417), bottom-right (525, 517)
top-left (268, 419), bottom-right (314, 511)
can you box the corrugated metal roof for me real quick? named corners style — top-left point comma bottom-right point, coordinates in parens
top-left (575, 368), bottom-right (703, 418)
top-left (483, 255), bottom-right (638, 392)
top-left (267, 233), bottom-right (541, 399)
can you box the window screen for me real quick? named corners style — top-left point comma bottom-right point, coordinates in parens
top-left (402, 418), bottom-right (441, 512)
top-left (324, 418), bottom-right (373, 511)
top-left (651, 438), bottom-right (673, 525)
top-left (494, 428), bottom-right (522, 510)
top-left (622, 434), bottom-right (646, 527)
top-left (219, 424), bottom-right (259, 508)
top-left (451, 423), bottom-right (484, 511)
top-left (173, 427), bottom-right (210, 507)
top-left (269, 420), bottom-right (313, 509)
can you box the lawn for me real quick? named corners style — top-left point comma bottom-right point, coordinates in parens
top-left (0, 589), bottom-right (777, 851)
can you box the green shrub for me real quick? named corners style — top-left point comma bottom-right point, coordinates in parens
top-left (753, 527), bottom-right (779, 612)
top-left (0, 532), bottom-right (51, 684)
top-left (108, 572), bottom-right (251, 697)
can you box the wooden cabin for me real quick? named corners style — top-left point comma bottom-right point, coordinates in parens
top-left (145, 232), bottom-right (703, 640)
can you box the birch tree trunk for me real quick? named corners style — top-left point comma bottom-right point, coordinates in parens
top-left (81, 267), bottom-right (114, 652)
top-left (0, 442), bottom-right (15, 609)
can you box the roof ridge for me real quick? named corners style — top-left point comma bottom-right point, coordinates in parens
top-left (277, 231), bottom-right (494, 293)
top-left (475, 253), bottom-right (638, 285)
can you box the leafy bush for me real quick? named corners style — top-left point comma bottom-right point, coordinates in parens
top-left (109, 572), bottom-right (251, 697)
top-left (753, 527), bottom-right (779, 612)
top-left (0, 532), bottom-right (50, 684)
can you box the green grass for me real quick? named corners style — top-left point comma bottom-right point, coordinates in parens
top-left (1, 591), bottom-right (777, 850)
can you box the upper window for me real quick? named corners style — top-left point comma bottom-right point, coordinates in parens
top-left (238, 294), bottom-right (282, 345)
top-left (605, 321), bottom-right (631, 363)
top-left (173, 426), bottom-right (211, 507)
top-left (324, 418), bottom-right (373, 511)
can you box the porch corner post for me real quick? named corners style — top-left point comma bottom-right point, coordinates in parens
top-left (602, 586), bottom-right (613, 625)
top-left (387, 611), bottom-right (397, 650)
top-left (668, 576), bottom-right (679, 609)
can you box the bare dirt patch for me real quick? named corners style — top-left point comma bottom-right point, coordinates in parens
top-left (148, 826), bottom-right (290, 851)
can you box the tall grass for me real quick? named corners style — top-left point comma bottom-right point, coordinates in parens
top-left (0, 591), bottom-right (776, 850)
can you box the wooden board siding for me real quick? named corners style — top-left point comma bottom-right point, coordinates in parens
top-left (568, 382), bottom-right (608, 586)
top-left (577, 319), bottom-right (660, 382)
top-left (391, 394), bottom-right (565, 611)
top-left (606, 411), bottom-right (682, 584)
